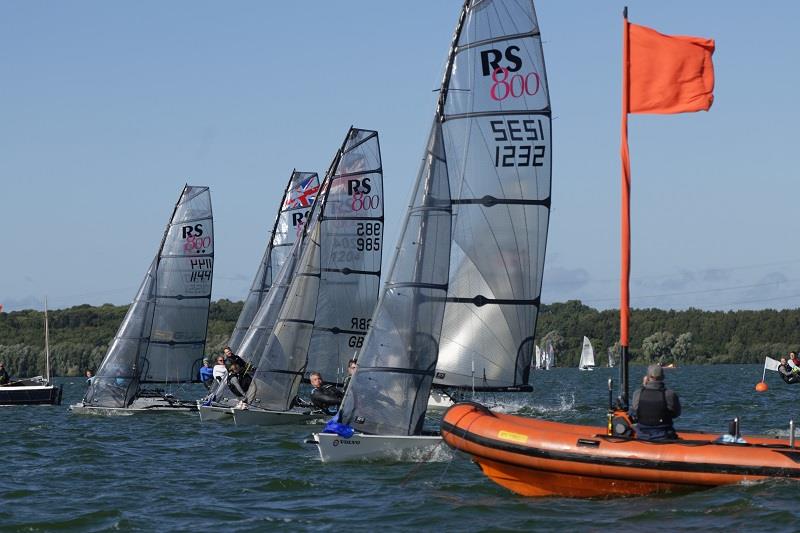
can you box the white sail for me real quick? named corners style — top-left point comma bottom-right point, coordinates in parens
top-left (83, 185), bottom-right (214, 408)
top-left (579, 336), bottom-right (595, 370)
top-left (534, 344), bottom-right (542, 369)
top-left (339, 0), bottom-right (551, 436)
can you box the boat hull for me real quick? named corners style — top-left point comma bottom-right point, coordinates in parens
top-left (313, 432), bottom-right (444, 462)
top-left (231, 407), bottom-right (323, 426)
top-left (197, 403), bottom-right (234, 422)
top-left (70, 396), bottom-right (197, 415)
top-left (0, 384), bottom-right (63, 406)
top-left (441, 402), bottom-right (800, 498)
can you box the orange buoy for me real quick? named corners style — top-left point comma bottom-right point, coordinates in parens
top-left (755, 381), bottom-right (769, 392)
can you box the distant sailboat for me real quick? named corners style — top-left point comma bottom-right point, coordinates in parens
top-left (0, 297), bottom-right (63, 406)
top-left (314, 0), bottom-right (551, 462)
top-left (545, 341), bottom-right (555, 370)
top-left (199, 171), bottom-right (319, 422)
top-left (231, 127), bottom-right (384, 426)
top-left (72, 185), bottom-right (214, 415)
top-left (608, 346), bottom-right (616, 368)
top-left (579, 336), bottom-right (595, 371)
top-left (534, 345), bottom-right (543, 369)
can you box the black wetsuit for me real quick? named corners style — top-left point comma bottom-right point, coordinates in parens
top-left (310, 384), bottom-right (343, 415)
top-left (0, 367), bottom-right (9, 385)
top-left (227, 369), bottom-right (252, 397)
top-left (779, 363), bottom-right (800, 384)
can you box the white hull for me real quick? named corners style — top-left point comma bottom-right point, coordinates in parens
top-left (427, 391), bottom-right (455, 410)
top-left (579, 366), bottom-right (594, 372)
top-left (198, 403), bottom-right (234, 422)
top-left (313, 432), bottom-right (446, 463)
top-left (231, 407), bottom-right (324, 426)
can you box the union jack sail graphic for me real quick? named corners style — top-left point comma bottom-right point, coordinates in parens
top-left (284, 174), bottom-right (320, 210)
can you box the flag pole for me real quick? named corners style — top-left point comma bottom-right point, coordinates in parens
top-left (619, 6), bottom-right (631, 409)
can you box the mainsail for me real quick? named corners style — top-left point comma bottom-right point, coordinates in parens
top-left (245, 127), bottom-right (383, 410)
top-left (84, 185), bottom-right (214, 408)
top-left (340, 0), bottom-right (551, 436)
top-left (579, 336), bottom-right (595, 369)
top-left (228, 171), bottom-right (320, 353)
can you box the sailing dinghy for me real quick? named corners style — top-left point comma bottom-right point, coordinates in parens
top-left (231, 127), bottom-right (384, 426)
top-left (578, 336), bottom-right (595, 371)
top-left (71, 185), bottom-right (213, 415)
top-left (314, 0), bottom-right (550, 462)
top-left (0, 298), bottom-right (63, 406)
top-left (199, 171), bottom-right (319, 422)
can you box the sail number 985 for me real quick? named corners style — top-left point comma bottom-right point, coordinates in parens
top-left (356, 222), bottom-right (381, 252)
top-left (490, 119), bottom-right (546, 168)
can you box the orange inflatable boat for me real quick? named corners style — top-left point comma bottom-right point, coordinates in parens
top-left (441, 402), bottom-right (800, 497)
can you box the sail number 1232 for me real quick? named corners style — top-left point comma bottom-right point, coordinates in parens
top-left (490, 119), bottom-right (546, 168)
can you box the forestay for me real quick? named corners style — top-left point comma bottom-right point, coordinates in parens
top-left (228, 171), bottom-right (319, 353)
top-left (340, 0), bottom-right (551, 436)
top-left (84, 185), bottom-right (214, 408)
top-left (245, 128), bottom-right (383, 410)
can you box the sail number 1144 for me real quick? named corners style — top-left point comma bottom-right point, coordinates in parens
top-left (490, 119), bottom-right (546, 168)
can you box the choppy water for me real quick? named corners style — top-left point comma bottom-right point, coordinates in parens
top-left (3, 365), bottom-right (800, 531)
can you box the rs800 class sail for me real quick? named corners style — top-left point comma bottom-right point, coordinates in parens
top-left (228, 171), bottom-right (320, 353)
top-left (306, 129), bottom-right (383, 384)
top-left (84, 185), bottom-right (214, 408)
top-left (340, 0), bottom-right (551, 436)
top-left (245, 128), bottom-right (383, 410)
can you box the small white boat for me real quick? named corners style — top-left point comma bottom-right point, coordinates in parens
top-left (579, 336), bottom-right (595, 371)
top-left (314, 432), bottom-right (444, 463)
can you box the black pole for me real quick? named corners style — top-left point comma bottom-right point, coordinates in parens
top-left (619, 345), bottom-right (629, 409)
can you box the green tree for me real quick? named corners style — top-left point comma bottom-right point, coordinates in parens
top-left (641, 331), bottom-right (675, 363)
top-left (672, 332), bottom-right (692, 361)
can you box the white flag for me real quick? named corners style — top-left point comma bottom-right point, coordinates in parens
top-left (764, 356), bottom-right (781, 372)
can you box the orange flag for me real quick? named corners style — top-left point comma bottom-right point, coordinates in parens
top-left (627, 22), bottom-right (715, 114)
top-left (618, 12), bottom-right (715, 405)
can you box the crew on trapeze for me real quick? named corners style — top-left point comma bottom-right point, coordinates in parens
top-left (778, 354), bottom-right (800, 384)
top-left (629, 364), bottom-right (682, 441)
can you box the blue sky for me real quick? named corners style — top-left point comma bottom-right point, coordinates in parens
top-left (2, 1), bottom-right (799, 312)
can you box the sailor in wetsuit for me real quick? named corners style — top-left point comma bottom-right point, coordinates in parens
top-left (630, 364), bottom-right (681, 441)
top-left (778, 357), bottom-right (800, 384)
top-left (309, 371), bottom-right (343, 415)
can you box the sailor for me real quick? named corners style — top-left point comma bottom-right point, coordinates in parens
top-left (630, 364), bottom-right (681, 441)
top-left (309, 372), bottom-right (343, 415)
top-left (227, 363), bottom-right (251, 399)
top-left (342, 359), bottom-right (357, 392)
top-left (223, 346), bottom-right (247, 370)
top-left (199, 359), bottom-right (214, 390)
top-left (0, 362), bottom-right (9, 385)
top-left (778, 357), bottom-right (800, 384)
top-left (790, 352), bottom-right (800, 369)
top-left (212, 356), bottom-right (228, 383)
top-left (85, 369), bottom-right (94, 385)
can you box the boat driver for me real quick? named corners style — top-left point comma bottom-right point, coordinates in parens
top-left (630, 364), bottom-right (681, 441)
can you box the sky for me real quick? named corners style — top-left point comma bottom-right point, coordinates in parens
top-left (2, 0), bottom-right (799, 313)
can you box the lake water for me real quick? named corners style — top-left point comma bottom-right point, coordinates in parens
top-left (3, 364), bottom-right (800, 531)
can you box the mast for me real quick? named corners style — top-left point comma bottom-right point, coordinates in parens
top-left (44, 296), bottom-right (50, 382)
top-left (620, 6), bottom-right (631, 408)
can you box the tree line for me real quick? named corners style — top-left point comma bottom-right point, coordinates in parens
top-left (0, 299), bottom-right (796, 377)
